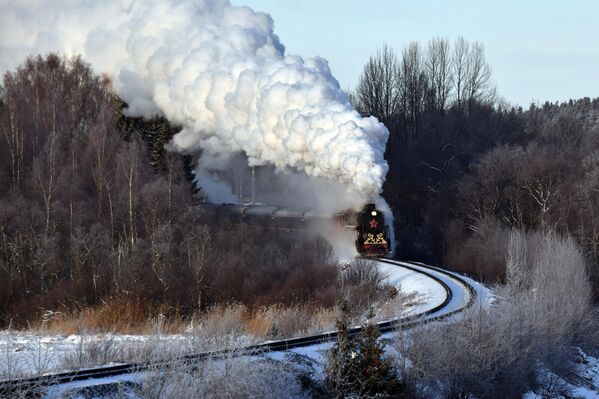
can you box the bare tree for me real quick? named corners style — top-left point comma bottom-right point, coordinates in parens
top-left (0, 75), bottom-right (25, 188)
top-left (465, 42), bottom-right (493, 107)
top-left (32, 131), bottom-right (59, 237)
top-left (183, 225), bottom-right (212, 310)
top-left (452, 37), bottom-right (493, 110)
top-left (452, 37), bottom-right (470, 110)
top-left (425, 37), bottom-right (453, 112)
top-left (355, 44), bottom-right (401, 125)
top-left (400, 42), bottom-right (426, 136)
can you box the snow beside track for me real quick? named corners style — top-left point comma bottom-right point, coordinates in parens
top-left (0, 260), bottom-right (453, 379)
top-left (375, 261), bottom-right (448, 316)
top-left (268, 259), bottom-right (481, 365)
top-left (409, 261), bottom-right (495, 309)
top-left (1, 258), bottom-right (480, 396)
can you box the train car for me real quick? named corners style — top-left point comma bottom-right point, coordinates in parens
top-left (355, 204), bottom-right (389, 257)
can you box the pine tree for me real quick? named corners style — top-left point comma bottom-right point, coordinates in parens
top-left (355, 308), bottom-right (403, 397)
top-left (325, 305), bottom-right (405, 398)
top-left (116, 102), bottom-right (181, 170)
top-left (325, 300), bottom-right (357, 397)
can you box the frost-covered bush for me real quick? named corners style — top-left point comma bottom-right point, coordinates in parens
top-left (397, 230), bottom-right (598, 398)
top-left (138, 354), bottom-right (303, 399)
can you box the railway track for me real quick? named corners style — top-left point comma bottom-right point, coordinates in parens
top-left (0, 259), bottom-right (477, 396)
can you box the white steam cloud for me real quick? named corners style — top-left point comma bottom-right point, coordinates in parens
top-left (0, 0), bottom-right (389, 199)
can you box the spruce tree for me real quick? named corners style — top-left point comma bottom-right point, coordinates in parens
top-left (325, 300), bottom-right (357, 397)
top-left (355, 308), bottom-right (403, 397)
top-left (325, 306), bottom-right (405, 398)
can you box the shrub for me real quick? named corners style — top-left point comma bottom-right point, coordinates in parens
top-left (396, 229), bottom-right (598, 398)
top-left (138, 352), bottom-right (302, 399)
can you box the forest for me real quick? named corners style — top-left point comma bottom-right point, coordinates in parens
top-left (352, 38), bottom-right (599, 298)
top-left (0, 54), bottom-right (352, 329)
top-left (1, 39), bottom-right (599, 398)
top-left (1, 36), bottom-right (598, 330)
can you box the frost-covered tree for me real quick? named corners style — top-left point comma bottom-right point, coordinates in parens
top-left (397, 230), bottom-right (597, 399)
top-left (326, 305), bottom-right (403, 398)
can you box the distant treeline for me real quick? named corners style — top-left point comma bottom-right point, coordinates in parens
top-left (352, 38), bottom-right (599, 296)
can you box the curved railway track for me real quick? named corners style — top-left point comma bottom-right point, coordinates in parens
top-left (0, 259), bottom-right (477, 396)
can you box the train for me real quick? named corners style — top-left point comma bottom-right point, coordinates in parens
top-left (354, 203), bottom-right (390, 257)
top-left (197, 202), bottom-right (390, 257)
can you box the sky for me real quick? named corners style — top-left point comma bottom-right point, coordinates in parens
top-left (233, 0), bottom-right (599, 107)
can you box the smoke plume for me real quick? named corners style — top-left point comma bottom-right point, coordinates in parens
top-left (0, 0), bottom-right (389, 201)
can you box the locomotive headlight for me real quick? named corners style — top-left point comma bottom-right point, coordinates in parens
top-left (371, 211), bottom-right (377, 216)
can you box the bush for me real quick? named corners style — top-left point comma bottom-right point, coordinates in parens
top-left (138, 352), bottom-right (303, 399)
top-left (341, 259), bottom-right (392, 319)
top-left (396, 229), bottom-right (598, 398)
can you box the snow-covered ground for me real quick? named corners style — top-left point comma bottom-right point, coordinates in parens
top-left (375, 261), bottom-right (448, 315)
top-left (9, 260), bottom-right (594, 399)
top-left (523, 349), bottom-right (599, 399)
top-left (268, 260), bottom-right (491, 366)
top-left (0, 331), bottom-right (179, 378)
top-left (406, 261), bottom-right (495, 310)
top-left (0, 259), bottom-right (506, 399)
top-left (0, 260), bottom-right (453, 380)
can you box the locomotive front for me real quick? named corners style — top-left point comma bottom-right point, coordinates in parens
top-left (355, 204), bottom-right (389, 257)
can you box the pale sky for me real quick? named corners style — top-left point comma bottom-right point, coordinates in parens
top-left (233, 0), bottom-right (599, 107)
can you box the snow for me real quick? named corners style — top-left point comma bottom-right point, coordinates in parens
top-left (375, 261), bottom-right (448, 316)
top-left (4, 253), bottom-right (597, 399)
top-left (266, 259), bottom-right (483, 365)
top-left (523, 350), bottom-right (599, 398)
top-left (1, 259), bottom-right (488, 397)
top-left (0, 331), bottom-right (186, 377)
top-left (44, 372), bottom-right (143, 399)
top-left (0, 260), bottom-right (472, 378)
top-left (409, 261), bottom-right (495, 308)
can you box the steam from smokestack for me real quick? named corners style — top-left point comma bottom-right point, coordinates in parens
top-left (0, 0), bottom-right (389, 199)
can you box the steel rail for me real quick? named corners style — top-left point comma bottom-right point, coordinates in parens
top-left (0, 259), bottom-right (476, 396)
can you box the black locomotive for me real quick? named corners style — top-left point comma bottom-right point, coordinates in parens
top-left (354, 203), bottom-right (390, 257)
top-left (197, 202), bottom-right (390, 257)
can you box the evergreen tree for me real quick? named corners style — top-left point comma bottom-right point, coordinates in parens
top-left (325, 305), bottom-right (405, 398)
top-left (325, 300), bottom-right (357, 397)
top-left (117, 105), bottom-right (181, 170)
top-left (355, 308), bottom-right (403, 397)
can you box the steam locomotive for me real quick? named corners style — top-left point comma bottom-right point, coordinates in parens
top-left (197, 202), bottom-right (390, 257)
top-left (354, 204), bottom-right (390, 257)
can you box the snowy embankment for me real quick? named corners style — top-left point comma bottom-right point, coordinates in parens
top-left (2, 259), bottom-right (496, 399)
top-left (523, 350), bottom-right (599, 399)
top-left (269, 259), bottom-right (492, 365)
top-left (0, 260), bottom-right (457, 379)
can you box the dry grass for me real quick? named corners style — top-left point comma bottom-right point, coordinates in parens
top-left (30, 262), bottom-right (404, 340)
top-left (247, 304), bottom-right (338, 338)
top-left (1, 279), bottom-right (416, 380)
top-left (37, 298), bottom-right (187, 335)
top-left (4, 258), bottom-right (411, 377)
top-left (19, 293), bottom-right (410, 344)
top-left (376, 290), bottom-right (423, 321)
